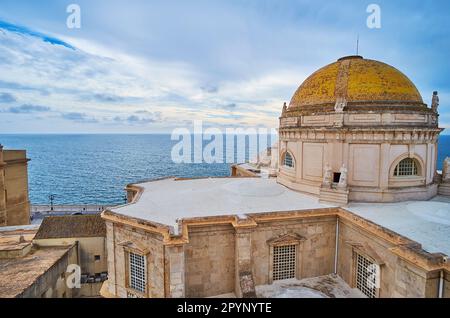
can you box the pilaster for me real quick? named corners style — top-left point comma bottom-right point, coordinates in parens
top-left (234, 227), bottom-right (256, 298)
top-left (166, 244), bottom-right (185, 298)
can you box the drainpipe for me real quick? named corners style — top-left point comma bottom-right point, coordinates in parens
top-left (334, 217), bottom-right (339, 275)
top-left (438, 270), bottom-right (444, 298)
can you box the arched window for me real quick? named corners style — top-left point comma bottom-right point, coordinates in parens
top-left (283, 152), bottom-right (294, 168)
top-left (394, 158), bottom-right (418, 177)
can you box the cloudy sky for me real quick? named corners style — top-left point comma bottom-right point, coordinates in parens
top-left (0, 0), bottom-right (449, 134)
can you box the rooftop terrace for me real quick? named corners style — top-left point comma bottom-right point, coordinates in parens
top-left (110, 177), bottom-right (450, 257)
top-left (111, 177), bottom-right (333, 232)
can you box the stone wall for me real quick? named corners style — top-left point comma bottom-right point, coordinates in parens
top-left (80, 282), bottom-right (103, 298)
top-left (2, 150), bottom-right (30, 226)
top-left (182, 215), bottom-right (337, 297)
top-left (278, 129), bottom-right (440, 203)
top-left (443, 270), bottom-right (450, 298)
top-left (18, 244), bottom-right (78, 298)
top-left (251, 216), bottom-right (336, 286)
top-left (105, 221), bottom-right (165, 298)
top-left (184, 224), bottom-right (235, 297)
top-left (337, 217), bottom-right (442, 298)
top-left (34, 237), bottom-right (107, 277)
top-left (103, 209), bottom-right (448, 298)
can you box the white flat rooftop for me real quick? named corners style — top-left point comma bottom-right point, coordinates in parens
top-left (111, 177), bottom-right (332, 231)
top-left (348, 196), bottom-right (450, 256)
top-left (111, 177), bottom-right (450, 256)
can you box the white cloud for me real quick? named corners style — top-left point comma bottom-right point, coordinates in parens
top-left (0, 26), bottom-right (300, 132)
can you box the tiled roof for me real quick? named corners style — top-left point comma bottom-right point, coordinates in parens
top-left (288, 56), bottom-right (424, 110)
top-left (34, 214), bottom-right (106, 239)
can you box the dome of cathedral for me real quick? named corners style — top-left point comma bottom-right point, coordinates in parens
top-left (288, 56), bottom-right (426, 113)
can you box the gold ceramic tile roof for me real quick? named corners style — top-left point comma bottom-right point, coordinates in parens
top-left (289, 56), bottom-right (423, 109)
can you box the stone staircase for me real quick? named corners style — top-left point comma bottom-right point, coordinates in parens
top-left (319, 186), bottom-right (349, 206)
top-left (438, 183), bottom-right (450, 196)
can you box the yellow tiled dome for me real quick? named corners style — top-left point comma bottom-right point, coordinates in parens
top-left (289, 56), bottom-right (424, 111)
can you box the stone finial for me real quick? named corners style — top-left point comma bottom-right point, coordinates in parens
top-left (431, 91), bottom-right (439, 113)
top-left (322, 163), bottom-right (333, 187)
top-left (443, 157), bottom-right (450, 183)
top-left (338, 164), bottom-right (348, 189)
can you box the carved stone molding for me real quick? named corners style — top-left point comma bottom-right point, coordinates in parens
top-left (267, 233), bottom-right (306, 246)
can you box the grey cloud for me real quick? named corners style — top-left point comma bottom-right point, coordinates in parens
top-left (5, 104), bottom-right (51, 113)
top-left (80, 93), bottom-right (143, 104)
top-left (135, 110), bottom-right (162, 118)
top-left (201, 85), bottom-right (219, 94)
top-left (113, 115), bottom-right (157, 125)
top-left (61, 112), bottom-right (98, 123)
top-left (207, 113), bottom-right (243, 120)
top-left (223, 103), bottom-right (237, 110)
top-left (0, 80), bottom-right (50, 96)
top-left (91, 93), bottom-right (125, 103)
top-left (0, 92), bottom-right (16, 103)
top-left (128, 115), bottom-right (153, 123)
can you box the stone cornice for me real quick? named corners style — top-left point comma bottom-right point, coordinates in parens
top-left (279, 127), bottom-right (442, 143)
top-left (2, 158), bottom-right (31, 166)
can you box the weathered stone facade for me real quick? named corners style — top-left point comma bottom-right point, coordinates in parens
top-left (104, 219), bottom-right (166, 298)
top-left (0, 226), bottom-right (79, 298)
top-left (0, 145), bottom-right (30, 226)
top-left (17, 245), bottom-right (79, 298)
top-left (101, 206), bottom-right (449, 298)
top-left (185, 224), bottom-right (235, 297)
top-left (337, 211), bottom-right (446, 298)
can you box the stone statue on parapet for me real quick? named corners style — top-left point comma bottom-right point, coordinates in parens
top-left (338, 164), bottom-right (348, 189)
top-left (431, 91), bottom-right (439, 113)
top-left (443, 157), bottom-right (450, 183)
top-left (282, 102), bottom-right (288, 115)
top-left (322, 163), bottom-right (333, 187)
top-left (334, 97), bottom-right (347, 113)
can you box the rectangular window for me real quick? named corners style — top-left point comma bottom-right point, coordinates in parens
top-left (355, 253), bottom-right (378, 298)
top-left (273, 244), bottom-right (297, 281)
top-left (94, 255), bottom-right (101, 261)
top-left (128, 252), bottom-right (146, 294)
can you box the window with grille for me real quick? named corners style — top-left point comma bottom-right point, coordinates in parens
top-left (273, 244), bottom-right (297, 281)
top-left (284, 152), bottom-right (294, 168)
top-left (128, 252), bottom-right (146, 294)
top-left (355, 253), bottom-right (379, 298)
top-left (394, 158), bottom-right (418, 176)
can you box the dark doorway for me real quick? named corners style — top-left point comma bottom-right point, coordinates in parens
top-left (333, 172), bottom-right (341, 183)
